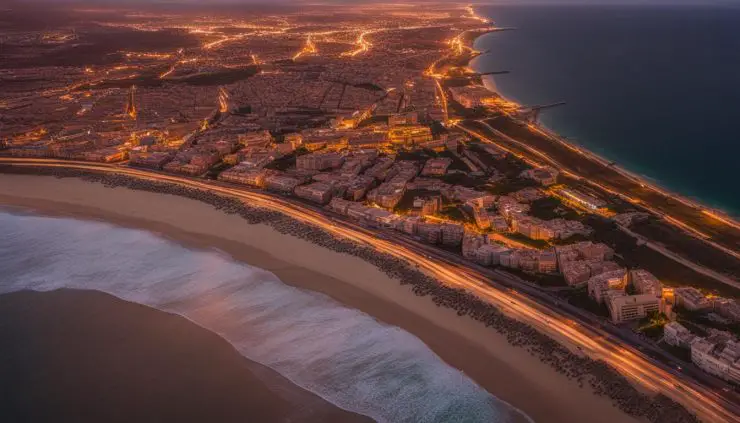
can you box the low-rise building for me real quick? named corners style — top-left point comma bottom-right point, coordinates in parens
top-left (714, 298), bottom-right (740, 323)
top-left (367, 183), bottom-right (406, 209)
top-left (399, 216), bottom-right (421, 235)
top-left (449, 85), bottom-right (496, 108)
top-left (129, 151), bottom-right (173, 169)
top-left (388, 124), bottom-right (433, 146)
top-left (629, 269), bottom-right (662, 298)
top-left (296, 151), bottom-right (345, 171)
top-left (441, 223), bottom-right (465, 246)
top-left (218, 166), bottom-right (268, 187)
top-left (674, 287), bottom-right (711, 311)
top-left (691, 335), bottom-right (740, 384)
top-left (411, 195), bottom-right (441, 216)
top-left (462, 232), bottom-right (486, 260)
top-left (588, 269), bottom-right (628, 304)
top-left (421, 157), bottom-right (453, 176)
top-left (561, 261), bottom-right (592, 287)
top-left (294, 182), bottom-right (335, 204)
top-left (490, 215), bottom-right (509, 233)
top-left (328, 197), bottom-right (352, 215)
top-left (475, 244), bottom-right (509, 266)
top-left (471, 206), bottom-right (492, 230)
top-left (283, 133), bottom-right (303, 148)
top-left (512, 187), bottom-right (546, 204)
top-left (555, 241), bottom-right (614, 269)
top-left (388, 112), bottom-right (418, 127)
top-left (417, 222), bottom-right (442, 244)
top-left (664, 322), bottom-right (697, 348)
top-left (83, 147), bottom-right (128, 163)
top-left (239, 130), bottom-right (273, 147)
top-left (342, 175), bottom-right (375, 201)
top-left (496, 196), bottom-right (530, 220)
top-left (537, 251), bottom-right (558, 273)
top-left (511, 214), bottom-right (591, 241)
top-left (607, 293), bottom-right (662, 324)
top-left (264, 173), bottom-right (303, 192)
top-left (521, 167), bottom-right (559, 186)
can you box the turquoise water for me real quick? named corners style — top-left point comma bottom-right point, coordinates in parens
top-left (472, 4), bottom-right (740, 216)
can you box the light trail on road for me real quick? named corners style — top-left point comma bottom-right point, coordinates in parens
top-left (1, 157), bottom-right (737, 423)
top-left (341, 30), bottom-right (373, 57)
top-left (292, 34), bottom-right (317, 61)
top-left (456, 121), bottom-right (740, 264)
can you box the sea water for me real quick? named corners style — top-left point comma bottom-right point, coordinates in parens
top-left (473, 4), bottom-right (740, 216)
top-left (0, 210), bottom-right (532, 423)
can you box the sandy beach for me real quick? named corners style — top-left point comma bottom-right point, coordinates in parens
top-left (0, 289), bottom-right (372, 423)
top-left (0, 174), bottom-right (641, 423)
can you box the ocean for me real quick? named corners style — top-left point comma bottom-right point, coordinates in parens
top-left (0, 210), bottom-right (530, 423)
top-left (472, 4), bottom-right (740, 216)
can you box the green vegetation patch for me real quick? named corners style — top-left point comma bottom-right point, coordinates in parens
top-left (631, 217), bottom-right (740, 278)
top-left (265, 147), bottom-right (309, 171)
top-left (637, 311), bottom-right (669, 341)
top-left (499, 232), bottom-right (550, 249)
top-left (586, 216), bottom-right (740, 298)
top-left (437, 205), bottom-right (473, 224)
top-left (561, 287), bottom-right (610, 318)
top-left (437, 150), bottom-right (470, 172)
top-left (529, 197), bottom-right (580, 220)
top-left (483, 177), bottom-right (539, 196)
top-left (440, 173), bottom-right (487, 188)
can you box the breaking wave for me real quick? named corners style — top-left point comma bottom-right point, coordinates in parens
top-left (0, 210), bottom-right (531, 423)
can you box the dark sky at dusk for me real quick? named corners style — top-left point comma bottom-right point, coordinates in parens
top-left (11, 0), bottom-right (740, 4)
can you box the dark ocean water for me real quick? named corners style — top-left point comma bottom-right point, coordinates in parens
top-left (472, 4), bottom-right (740, 216)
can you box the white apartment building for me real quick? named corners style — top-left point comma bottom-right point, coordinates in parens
top-left (607, 293), bottom-right (662, 324)
top-left (691, 337), bottom-right (740, 384)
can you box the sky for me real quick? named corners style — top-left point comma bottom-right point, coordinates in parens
top-left (10, 0), bottom-right (740, 3)
top-left (7, 0), bottom-right (740, 8)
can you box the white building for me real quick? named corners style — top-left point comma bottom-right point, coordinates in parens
top-left (629, 269), bottom-right (662, 298)
top-left (587, 269), bottom-right (627, 304)
top-left (674, 287), bottom-right (711, 311)
top-left (607, 293), bottom-right (662, 324)
top-left (663, 322), bottom-right (697, 348)
top-left (714, 298), bottom-right (740, 323)
top-left (475, 244), bottom-right (510, 266)
top-left (691, 336), bottom-right (740, 384)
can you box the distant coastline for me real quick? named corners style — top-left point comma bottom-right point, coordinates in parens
top-left (468, 7), bottom-right (740, 221)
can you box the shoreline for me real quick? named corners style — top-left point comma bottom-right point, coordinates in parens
top-left (0, 171), bottom-right (701, 423)
top-left (467, 22), bottom-right (740, 223)
top-left (0, 289), bottom-right (373, 423)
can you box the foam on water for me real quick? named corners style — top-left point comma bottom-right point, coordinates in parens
top-left (0, 211), bottom-right (532, 423)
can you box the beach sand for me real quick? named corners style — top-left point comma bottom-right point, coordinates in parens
top-left (0, 174), bottom-right (641, 423)
top-left (0, 289), bottom-right (372, 423)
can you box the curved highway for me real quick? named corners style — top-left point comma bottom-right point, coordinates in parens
top-left (1, 157), bottom-right (738, 423)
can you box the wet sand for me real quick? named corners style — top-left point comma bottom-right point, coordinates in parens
top-left (0, 289), bottom-right (371, 423)
top-left (0, 174), bottom-right (641, 423)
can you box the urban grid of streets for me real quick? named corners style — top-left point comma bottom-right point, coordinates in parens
top-left (1, 2), bottom-right (740, 422)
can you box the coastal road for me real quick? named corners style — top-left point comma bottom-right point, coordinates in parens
top-left (617, 225), bottom-right (740, 290)
top-left (455, 120), bottom-right (740, 287)
top-left (1, 157), bottom-right (738, 423)
top-left (442, 26), bottom-right (740, 262)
